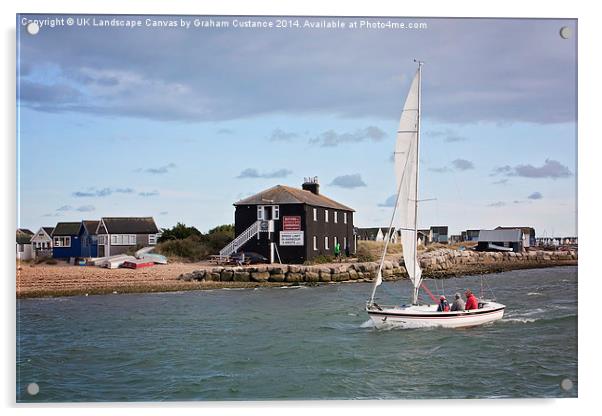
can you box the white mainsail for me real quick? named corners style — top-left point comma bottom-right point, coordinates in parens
top-left (369, 65), bottom-right (423, 305)
top-left (395, 68), bottom-right (423, 303)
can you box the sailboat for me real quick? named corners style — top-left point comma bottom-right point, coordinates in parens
top-left (365, 61), bottom-right (505, 329)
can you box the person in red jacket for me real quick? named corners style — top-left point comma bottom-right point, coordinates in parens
top-left (464, 289), bottom-right (478, 310)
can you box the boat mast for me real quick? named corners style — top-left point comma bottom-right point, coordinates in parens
top-left (412, 60), bottom-right (423, 305)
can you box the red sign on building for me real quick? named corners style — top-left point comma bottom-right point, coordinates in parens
top-left (282, 216), bottom-right (301, 231)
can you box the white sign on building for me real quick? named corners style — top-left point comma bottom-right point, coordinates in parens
top-left (279, 231), bottom-right (304, 246)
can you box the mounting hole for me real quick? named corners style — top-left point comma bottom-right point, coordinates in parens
top-left (559, 26), bottom-right (571, 39)
top-left (27, 382), bottom-right (40, 396)
top-left (26, 22), bottom-right (40, 35)
top-left (560, 378), bottom-right (573, 391)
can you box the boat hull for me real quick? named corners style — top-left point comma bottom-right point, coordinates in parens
top-left (366, 302), bottom-right (505, 329)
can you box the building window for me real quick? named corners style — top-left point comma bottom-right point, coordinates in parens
top-left (149, 234), bottom-right (157, 245)
top-left (334, 211), bottom-right (338, 223)
top-left (53, 236), bottom-right (71, 247)
top-left (273, 205), bottom-right (280, 220)
top-left (344, 212), bottom-right (347, 224)
top-left (257, 205), bottom-right (264, 220)
top-left (325, 236), bottom-right (329, 250)
top-left (325, 210), bottom-right (329, 223)
top-left (313, 208), bottom-right (317, 221)
top-left (313, 236), bottom-right (317, 251)
top-left (110, 234), bottom-right (137, 245)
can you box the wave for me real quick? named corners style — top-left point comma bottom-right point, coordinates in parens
top-left (503, 317), bottom-right (538, 324)
top-left (527, 292), bottom-right (543, 296)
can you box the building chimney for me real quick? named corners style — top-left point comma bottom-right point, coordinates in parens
top-left (302, 176), bottom-right (320, 195)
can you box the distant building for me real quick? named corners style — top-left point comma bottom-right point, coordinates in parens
top-left (96, 217), bottom-right (160, 257)
top-left (417, 229), bottom-right (431, 246)
top-left (356, 227), bottom-right (400, 243)
top-left (477, 229), bottom-right (524, 253)
top-left (461, 229), bottom-right (480, 242)
top-left (449, 235), bottom-right (462, 244)
top-left (16, 229), bottom-right (34, 260)
top-left (51, 222), bottom-right (83, 259)
top-left (225, 177), bottom-right (355, 264)
top-left (30, 227), bottom-right (54, 258)
top-left (495, 226), bottom-right (536, 247)
top-left (430, 226), bottom-right (449, 243)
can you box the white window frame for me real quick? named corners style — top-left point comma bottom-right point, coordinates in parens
top-left (344, 212), bottom-right (347, 224)
top-left (148, 234), bottom-right (157, 245)
top-left (111, 234), bottom-right (137, 246)
top-left (325, 209), bottom-right (329, 223)
top-left (53, 236), bottom-right (71, 247)
top-left (313, 236), bottom-right (317, 251)
top-left (334, 211), bottom-right (338, 223)
top-left (334, 236), bottom-right (338, 246)
top-left (273, 205), bottom-right (280, 220)
top-left (344, 237), bottom-right (347, 250)
top-left (313, 208), bottom-right (317, 221)
top-left (325, 236), bottom-right (329, 250)
top-left (257, 205), bottom-right (264, 220)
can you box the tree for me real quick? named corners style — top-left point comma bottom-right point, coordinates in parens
top-left (158, 223), bottom-right (202, 242)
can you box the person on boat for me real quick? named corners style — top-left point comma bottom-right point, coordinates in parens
top-left (437, 295), bottom-right (450, 312)
top-left (464, 289), bottom-right (478, 310)
top-left (334, 241), bottom-right (341, 261)
top-left (451, 293), bottom-right (465, 311)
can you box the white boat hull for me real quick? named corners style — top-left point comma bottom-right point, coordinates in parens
top-left (366, 301), bottom-right (505, 329)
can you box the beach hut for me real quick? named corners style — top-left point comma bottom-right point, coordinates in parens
top-left (96, 217), bottom-right (160, 257)
top-left (79, 220), bottom-right (100, 258)
top-left (51, 222), bottom-right (82, 259)
top-left (16, 229), bottom-right (34, 260)
top-left (30, 227), bottom-right (54, 258)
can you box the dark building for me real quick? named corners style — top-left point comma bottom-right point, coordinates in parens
top-left (51, 222), bottom-right (83, 259)
top-left (495, 226), bottom-right (536, 247)
top-left (96, 217), bottom-right (160, 257)
top-left (461, 229), bottom-right (481, 242)
top-left (477, 229), bottom-right (524, 253)
top-left (225, 178), bottom-right (355, 264)
top-left (430, 226), bottom-right (449, 243)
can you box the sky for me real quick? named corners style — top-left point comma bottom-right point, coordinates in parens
top-left (16, 15), bottom-right (577, 237)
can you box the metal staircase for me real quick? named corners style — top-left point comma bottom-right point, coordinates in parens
top-left (219, 220), bottom-right (261, 258)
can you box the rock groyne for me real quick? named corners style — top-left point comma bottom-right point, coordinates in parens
top-left (178, 249), bottom-right (578, 283)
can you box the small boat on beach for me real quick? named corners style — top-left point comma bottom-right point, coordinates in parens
top-left (122, 259), bottom-right (155, 269)
top-left (365, 61), bottom-right (505, 329)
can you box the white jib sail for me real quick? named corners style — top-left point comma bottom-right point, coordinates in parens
top-left (395, 69), bottom-right (423, 296)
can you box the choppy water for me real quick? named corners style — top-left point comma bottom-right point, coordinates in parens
top-left (16, 266), bottom-right (577, 401)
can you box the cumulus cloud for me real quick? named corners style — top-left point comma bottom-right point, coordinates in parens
top-left (528, 191), bottom-right (543, 200)
top-left (492, 178), bottom-right (509, 185)
top-left (378, 194), bottom-right (397, 207)
top-left (56, 205), bottom-right (72, 211)
top-left (309, 126), bottom-right (386, 147)
top-left (426, 129), bottom-right (468, 143)
top-left (54, 204), bottom-right (95, 212)
top-left (269, 128), bottom-right (298, 142)
top-left (76, 205), bottom-right (96, 212)
top-left (430, 158), bottom-right (474, 173)
top-left (329, 174), bottom-right (367, 189)
top-left (73, 187), bottom-right (135, 197)
top-left (487, 201), bottom-right (506, 208)
top-left (236, 168), bottom-right (293, 179)
top-left (491, 159), bottom-right (572, 179)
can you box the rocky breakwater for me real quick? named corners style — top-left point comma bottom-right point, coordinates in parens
top-left (418, 248), bottom-right (578, 277)
top-left (177, 261), bottom-right (407, 284)
top-left (178, 248), bottom-right (577, 285)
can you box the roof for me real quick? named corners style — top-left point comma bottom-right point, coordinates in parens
top-left (82, 220), bottom-right (100, 235)
top-left (100, 217), bottom-right (159, 234)
top-left (52, 222), bottom-right (82, 236)
top-left (478, 229), bottom-right (523, 242)
top-left (42, 227), bottom-right (55, 236)
top-left (234, 185), bottom-right (354, 211)
top-left (16, 229), bottom-right (34, 244)
top-left (495, 226), bottom-right (535, 236)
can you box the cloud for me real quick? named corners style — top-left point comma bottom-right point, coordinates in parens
top-left (159, 211), bottom-right (169, 215)
top-left (138, 190), bottom-right (160, 197)
top-left (145, 163), bottom-right (176, 174)
top-left (528, 191), bottom-right (543, 200)
top-left (492, 178), bottom-right (509, 185)
top-left (217, 128), bottom-right (234, 135)
top-left (487, 201), bottom-right (506, 208)
top-left (491, 159), bottom-right (572, 179)
top-left (329, 174), bottom-right (367, 189)
top-left (53, 204), bottom-right (96, 213)
top-left (309, 126), bottom-right (386, 147)
top-left (430, 158), bottom-right (474, 173)
top-left (426, 129), bottom-right (468, 143)
top-left (269, 128), bottom-right (298, 142)
top-left (76, 205), bottom-right (96, 212)
top-left (73, 187), bottom-right (135, 197)
top-left (236, 168), bottom-right (293, 179)
top-left (18, 18), bottom-right (576, 124)
top-left (378, 194), bottom-right (397, 207)
top-left (451, 159), bottom-right (474, 171)
top-left (56, 205), bottom-right (72, 211)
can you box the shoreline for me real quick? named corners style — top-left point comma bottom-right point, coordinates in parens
top-left (17, 254), bottom-right (577, 299)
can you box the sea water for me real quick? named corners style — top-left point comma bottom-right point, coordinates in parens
top-left (16, 266), bottom-right (577, 401)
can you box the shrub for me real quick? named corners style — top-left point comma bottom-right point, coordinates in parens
top-left (304, 255), bottom-right (335, 265)
top-left (356, 244), bottom-right (376, 262)
top-left (158, 223), bottom-right (202, 242)
top-left (155, 236), bottom-right (211, 262)
top-left (45, 258), bottom-right (58, 265)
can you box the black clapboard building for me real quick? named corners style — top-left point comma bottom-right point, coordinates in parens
top-left (229, 177), bottom-right (355, 264)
